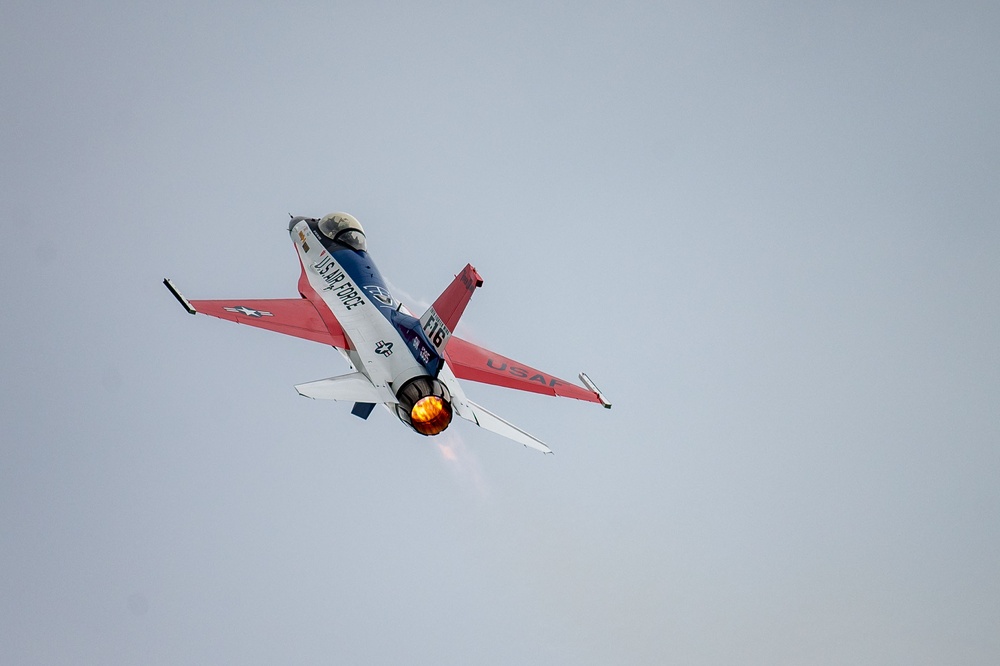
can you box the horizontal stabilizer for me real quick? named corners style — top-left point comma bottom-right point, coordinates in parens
top-left (295, 372), bottom-right (388, 403)
top-left (461, 399), bottom-right (552, 454)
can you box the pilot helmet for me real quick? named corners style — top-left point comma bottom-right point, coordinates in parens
top-left (318, 212), bottom-right (366, 251)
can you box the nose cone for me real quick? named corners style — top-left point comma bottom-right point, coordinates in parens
top-left (288, 216), bottom-right (309, 233)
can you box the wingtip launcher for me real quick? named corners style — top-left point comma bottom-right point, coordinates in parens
top-left (579, 373), bottom-right (612, 409)
top-left (163, 278), bottom-right (197, 315)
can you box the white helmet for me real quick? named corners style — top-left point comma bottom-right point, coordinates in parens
top-left (318, 212), bottom-right (366, 251)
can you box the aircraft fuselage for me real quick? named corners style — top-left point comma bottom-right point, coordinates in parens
top-left (166, 212), bottom-right (608, 451)
top-left (288, 216), bottom-right (441, 402)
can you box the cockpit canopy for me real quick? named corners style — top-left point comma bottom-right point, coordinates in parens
top-left (318, 212), bottom-right (367, 252)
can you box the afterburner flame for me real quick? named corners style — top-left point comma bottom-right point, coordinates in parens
top-left (410, 396), bottom-right (451, 435)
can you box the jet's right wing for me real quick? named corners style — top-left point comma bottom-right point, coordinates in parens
top-left (437, 362), bottom-right (552, 453)
top-left (444, 336), bottom-right (610, 407)
top-left (421, 264), bottom-right (609, 408)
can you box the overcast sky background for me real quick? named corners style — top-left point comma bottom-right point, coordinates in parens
top-left (2, 1), bottom-right (999, 664)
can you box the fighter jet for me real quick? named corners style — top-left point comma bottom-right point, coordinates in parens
top-left (164, 213), bottom-right (610, 453)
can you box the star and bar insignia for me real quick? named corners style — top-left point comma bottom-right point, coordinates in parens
top-left (224, 305), bottom-right (274, 318)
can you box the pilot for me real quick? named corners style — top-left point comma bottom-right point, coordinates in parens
top-left (318, 212), bottom-right (367, 252)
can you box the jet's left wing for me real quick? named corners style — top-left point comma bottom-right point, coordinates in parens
top-left (163, 279), bottom-right (348, 348)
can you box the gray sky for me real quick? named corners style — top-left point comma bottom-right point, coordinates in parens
top-left (2, 1), bottom-right (999, 664)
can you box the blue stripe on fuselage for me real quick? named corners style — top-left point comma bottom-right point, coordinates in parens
top-left (316, 233), bottom-right (442, 376)
top-left (328, 247), bottom-right (395, 317)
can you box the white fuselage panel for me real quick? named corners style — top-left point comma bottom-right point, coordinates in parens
top-left (290, 221), bottom-right (425, 400)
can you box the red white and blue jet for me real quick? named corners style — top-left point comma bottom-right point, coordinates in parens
top-left (164, 213), bottom-right (610, 453)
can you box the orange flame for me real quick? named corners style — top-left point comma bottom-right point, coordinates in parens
top-left (410, 396), bottom-right (451, 435)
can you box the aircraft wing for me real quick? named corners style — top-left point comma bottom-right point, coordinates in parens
top-left (437, 361), bottom-right (553, 453)
top-left (444, 336), bottom-right (610, 407)
top-left (164, 279), bottom-right (348, 348)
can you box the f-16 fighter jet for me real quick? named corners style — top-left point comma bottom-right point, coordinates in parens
top-left (164, 213), bottom-right (610, 453)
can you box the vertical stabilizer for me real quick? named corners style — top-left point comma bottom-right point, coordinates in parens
top-left (419, 264), bottom-right (483, 354)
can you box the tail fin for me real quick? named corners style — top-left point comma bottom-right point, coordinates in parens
top-left (419, 264), bottom-right (483, 354)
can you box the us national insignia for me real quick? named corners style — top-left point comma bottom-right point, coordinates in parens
top-left (224, 306), bottom-right (273, 318)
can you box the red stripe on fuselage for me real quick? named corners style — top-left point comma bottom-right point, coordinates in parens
top-left (296, 254), bottom-right (352, 349)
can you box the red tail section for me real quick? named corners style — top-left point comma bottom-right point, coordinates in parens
top-left (431, 264), bottom-right (483, 332)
